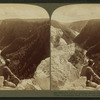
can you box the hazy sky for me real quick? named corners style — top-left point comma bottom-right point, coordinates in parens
top-left (52, 4), bottom-right (100, 23)
top-left (0, 4), bottom-right (49, 19)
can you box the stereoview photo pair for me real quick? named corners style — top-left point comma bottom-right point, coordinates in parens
top-left (0, 4), bottom-right (99, 90)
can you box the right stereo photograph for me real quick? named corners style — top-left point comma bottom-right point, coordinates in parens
top-left (51, 4), bottom-right (100, 90)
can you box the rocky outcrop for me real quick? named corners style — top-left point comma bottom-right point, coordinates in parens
top-left (51, 53), bottom-right (79, 90)
top-left (33, 57), bottom-right (50, 90)
top-left (51, 26), bottom-right (66, 48)
top-left (16, 79), bottom-right (41, 90)
top-left (51, 26), bottom-right (80, 90)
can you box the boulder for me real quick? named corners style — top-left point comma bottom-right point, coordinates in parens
top-left (51, 26), bottom-right (67, 48)
top-left (61, 76), bottom-right (87, 90)
top-left (51, 26), bottom-right (79, 90)
top-left (0, 76), bottom-right (4, 87)
top-left (34, 57), bottom-right (50, 90)
top-left (51, 43), bottom-right (79, 90)
top-left (16, 79), bottom-right (41, 90)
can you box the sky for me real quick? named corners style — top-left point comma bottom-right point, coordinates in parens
top-left (52, 4), bottom-right (100, 23)
top-left (0, 4), bottom-right (49, 19)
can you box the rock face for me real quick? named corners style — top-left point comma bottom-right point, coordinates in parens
top-left (51, 26), bottom-right (80, 90)
top-left (16, 79), bottom-right (41, 90)
top-left (33, 57), bottom-right (50, 90)
top-left (61, 76), bottom-right (87, 90)
top-left (14, 57), bottom-right (50, 90)
top-left (51, 26), bottom-right (67, 48)
top-left (69, 45), bottom-right (88, 73)
top-left (51, 53), bottom-right (79, 90)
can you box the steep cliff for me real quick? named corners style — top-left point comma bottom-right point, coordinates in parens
top-left (51, 26), bottom-right (80, 90)
top-left (0, 19), bottom-right (50, 79)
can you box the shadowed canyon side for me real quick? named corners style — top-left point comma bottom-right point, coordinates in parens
top-left (0, 19), bottom-right (50, 78)
top-left (74, 19), bottom-right (100, 56)
top-left (0, 18), bottom-right (50, 90)
top-left (74, 19), bottom-right (100, 77)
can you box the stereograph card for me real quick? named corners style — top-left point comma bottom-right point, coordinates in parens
top-left (0, 1), bottom-right (99, 98)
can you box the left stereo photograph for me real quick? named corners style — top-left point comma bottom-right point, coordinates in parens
top-left (0, 4), bottom-right (50, 90)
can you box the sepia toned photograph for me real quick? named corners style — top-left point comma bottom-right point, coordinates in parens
top-left (51, 4), bottom-right (100, 90)
top-left (0, 4), bottom-right (50, 90)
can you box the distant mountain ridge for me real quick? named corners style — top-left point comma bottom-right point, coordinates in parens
top-left (67, 20), bottom-right (88, 33)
